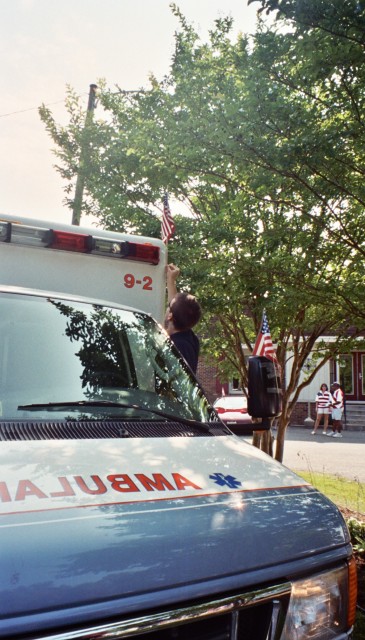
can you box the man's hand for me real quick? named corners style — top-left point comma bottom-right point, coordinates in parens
top-left (166, 263), bottom-right (180, 302)
top-left (167, 263), bottom-right (180, 282)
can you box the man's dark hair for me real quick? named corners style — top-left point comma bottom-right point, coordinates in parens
top-left (170, 292), bottom-right (202, 331)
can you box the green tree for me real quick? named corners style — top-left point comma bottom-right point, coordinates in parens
top-left (247, 0), bottom-right (365, 319)
top-left (39, 4), bottom-right (365, 461)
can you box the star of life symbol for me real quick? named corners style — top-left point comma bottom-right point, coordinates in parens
top-left (209, 473), bottom-right (242, 489)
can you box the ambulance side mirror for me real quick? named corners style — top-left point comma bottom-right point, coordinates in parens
top-left (247, 356), bottom-right (282, 419)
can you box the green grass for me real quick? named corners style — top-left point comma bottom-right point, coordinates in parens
top-left (293, 470), bottom-right (365, 516)
top-left (354, 610), bottom-right (365, 640)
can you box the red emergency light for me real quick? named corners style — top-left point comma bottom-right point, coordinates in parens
top-left (120, 241), bottom-right (160, 265)
top-left (47, 230), bottom-right (93, 253)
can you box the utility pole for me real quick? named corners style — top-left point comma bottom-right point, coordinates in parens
top-left (72, 84), bottom-right (98, 226)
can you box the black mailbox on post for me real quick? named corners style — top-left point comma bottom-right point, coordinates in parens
top-left (247, 356), bottom-right (282, 419)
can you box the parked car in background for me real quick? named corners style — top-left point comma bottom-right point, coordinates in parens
top-left (213, 394), bottom-right (253, 435)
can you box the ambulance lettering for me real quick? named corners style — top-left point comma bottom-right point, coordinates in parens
top-left (75, 475), bottom-right (107, 495)
top-left (0, 473), bottom-right (203, 504)
top-left (107, 475), bottom-right (139, 493)
top-left (15, 480), bottom-right (47, 501)
top-left (0, 481), bottom-right (11, 503)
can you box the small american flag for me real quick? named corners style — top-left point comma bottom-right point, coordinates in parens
top-left (161, 193), bottom-right (175, 244)
top-left (252, 310), bottom-right (277, 363)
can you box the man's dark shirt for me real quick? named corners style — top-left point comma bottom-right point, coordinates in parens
top-left (170, 330), bottom-right (200, 374)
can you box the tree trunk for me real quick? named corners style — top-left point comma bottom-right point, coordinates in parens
top-left (252, 429), bottom-right (274, 455)
top-left (274, 410), bottom-right (291, 462)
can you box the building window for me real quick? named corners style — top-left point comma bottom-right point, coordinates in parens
top-left (331, 355), bottom-right (353, 394)
top-left (228, 378), bottom-right (243, 394)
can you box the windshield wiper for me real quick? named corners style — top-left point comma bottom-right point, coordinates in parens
top-left (17, 401), bottom-right (213, 433)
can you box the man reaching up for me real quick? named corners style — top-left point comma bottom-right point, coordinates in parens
top-left (165, 263), bottom-right (201, 374)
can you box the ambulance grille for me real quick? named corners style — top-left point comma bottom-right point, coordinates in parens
top-left (0, 421), bottom-right (228, 440)
top-left (20, 582), bottom-right (291, 639)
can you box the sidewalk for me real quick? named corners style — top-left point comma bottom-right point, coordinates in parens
top-left (279, 426), bottom-right (365, 482)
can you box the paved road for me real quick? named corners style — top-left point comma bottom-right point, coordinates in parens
top-left (241, 427), bottom-right (365, 482)
top-left (278, 427), bottom-right (365, 482)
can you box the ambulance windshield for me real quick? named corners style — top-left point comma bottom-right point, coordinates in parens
top-left (0, 292), bottom-right (212, 423)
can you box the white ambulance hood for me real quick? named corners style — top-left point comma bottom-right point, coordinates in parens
top-left (0, 434), bottom-right (349, 636)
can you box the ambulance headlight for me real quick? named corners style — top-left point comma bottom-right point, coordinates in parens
top-left (281, 561), bottom-right (357, 639)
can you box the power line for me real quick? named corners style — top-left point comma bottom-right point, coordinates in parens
top-left (0, 93), bottom-right (88, 119)
top-left (0, 87), bottom-right (147, 119)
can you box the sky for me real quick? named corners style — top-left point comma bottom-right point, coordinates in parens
top-left (0, 0), bottom-right (259, 227)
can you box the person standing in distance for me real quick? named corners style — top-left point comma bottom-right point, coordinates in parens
top-left (311, 383), bottom-right (333, 435)
top-left (165, 263), bottom-right (201, 374)
top-left (328, 381), bottom-right (345, 438)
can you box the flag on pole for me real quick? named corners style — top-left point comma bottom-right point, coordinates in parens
top-left (161, 192), bottom-right (175, 244)
top-left (252, 310), bottom-right (277, 363)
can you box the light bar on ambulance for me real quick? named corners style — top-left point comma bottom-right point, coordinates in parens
top-left (0, 221), bottom-right (160, 265)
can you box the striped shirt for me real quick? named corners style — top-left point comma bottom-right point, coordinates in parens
top-left (315, 391), bottom-right (333, 408)
top-left (332, 388), bottom-right (344, 410)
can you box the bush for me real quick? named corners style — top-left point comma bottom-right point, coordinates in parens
top-left (347, 518), bottom-right (365, 556)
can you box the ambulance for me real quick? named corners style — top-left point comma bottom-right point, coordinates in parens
top-left (0, 214), bottom-right (357, 639)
